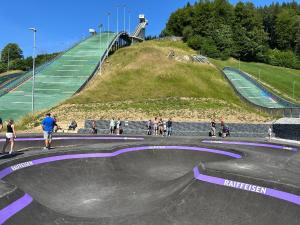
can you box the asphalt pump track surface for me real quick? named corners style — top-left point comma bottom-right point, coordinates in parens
top-left (0, 134), bottom-right (300, 225)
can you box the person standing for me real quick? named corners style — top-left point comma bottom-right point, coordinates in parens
top-left (109, 118), bottom-right (115, 134)
top-left (41, 113), bottom-right (55, 150)
top-left (116, 118), bottom-right (121, 135)
top-left (268, 126), bottom-right (272, 142)
top-left (210, 119), bottom-right (216, 137)
top-left (167, 118), bottom-right (173, 136)
top-left (163, 121), bottom-right (167, 137)
top-left (92, 120), bottom-right (97, 134)
top-left (220, 117), bottom-right (225, 137)
top-left (119, 119), bottom-right (123, 135)
top-left (153, 117), bottom-right (158, 135)
top-left (147, 119), bottom-right (152, 135)
top-left (2, 119), bottom-right (16, 154)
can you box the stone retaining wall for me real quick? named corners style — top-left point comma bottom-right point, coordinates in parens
top-left (78, 120), bottom-right (271, 138)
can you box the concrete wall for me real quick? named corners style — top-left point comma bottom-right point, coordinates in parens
top-left (79, 120), bottom-right (270, 138)
top-left (272, 124), bottom-right (300, 140)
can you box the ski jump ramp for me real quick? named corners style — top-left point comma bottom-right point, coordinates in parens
top-left (0, 32), bottom-right (134, 121)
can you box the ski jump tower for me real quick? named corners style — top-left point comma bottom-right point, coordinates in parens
top-left (131, 14), bottom-right (148, 42)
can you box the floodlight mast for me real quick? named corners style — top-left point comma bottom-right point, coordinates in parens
top-left (29, 27), bottom-right (37, 113)
top-left (116, 5), bottom-right (119, 34)
top-left (107, 12), bottom-right (111, 59)
top-left (123, 5), bottom-right (126, 32)
top-left (99, 24), bottom-right (103, 75)
top-left (128, 10), bottom-right (131, 34)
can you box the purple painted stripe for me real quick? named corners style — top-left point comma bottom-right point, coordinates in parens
top-left (112, 146), bottom-right (242, 159)
top-left (31, 153), bottom-right (113, 165)
top-left (193, 166), bottom-right (300, 206)
top-left (0, 146), bottom-right (240, 179)
top-left (202, 140), bottom-right (298, 152)
top-left (0, 167), bottom-right (13, 180)
top-left (0, 194), bottom-right (33, 225)
top-left (0, 136), bottom-right (144, 142)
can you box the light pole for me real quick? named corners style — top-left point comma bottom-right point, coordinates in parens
top-left (128, 10), bottom-right (131, 34)
top-left (293, 81), bottom-right (296, 100)
top-left (99, 24), bottom-right (103, 75)
top-left (107, 12), bottom-right (111, 59)
top-left (29, 27), bottom-right (37, 113)
top-left (116, 6), bottom-right (119, 34)
top-left (258, 69), bottom-right (261, 81)
top-left (123, 4), bottom-right (126, 32)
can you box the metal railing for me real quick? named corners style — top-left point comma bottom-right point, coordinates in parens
top-left (132, 22), bottom-right (147, 38)
top-left (75, 32), bottom-right (132, 94)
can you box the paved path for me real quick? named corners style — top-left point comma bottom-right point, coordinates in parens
top-left (0, 135), bottom-right (299, 225)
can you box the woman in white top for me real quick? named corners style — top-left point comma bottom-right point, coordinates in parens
top-left (2, 119), bottom-right (16, 154)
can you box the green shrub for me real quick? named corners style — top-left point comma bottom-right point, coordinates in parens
top-left (0, 62), bottom-right (6, 73)
top-left (182, 26), bottom-right (194, 42)
top-left (16, 112), bottom-right (42, 130)
top-left (266, 49), bottom-right (300, 69)
top-left (10, 59), bottom-right (27, 71)
top-left (187, 36), bottom-right (220, 58)
top-left (187, 35), bottom-right (201, 50)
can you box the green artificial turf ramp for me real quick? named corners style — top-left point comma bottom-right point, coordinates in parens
top-left (223, 67), bottom-right (298, 109)
top-left (0, 32), bottom-right (116, 120)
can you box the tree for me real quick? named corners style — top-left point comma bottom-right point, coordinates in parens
top-left (1, 43), bottom-right (23, 63)
top-left (212, 0), bottom-right (234, 25)
top-left (233, 2), bottom-right (268, 61)
top-left (164, 4), bottom-right (193, 37)
top-left (261, 3), bottom-right (281, 49)
top-left (296, 36), bottom-right (300, 57)
top-left (191, 1), bottom-right (214, 36)
top-left (182, 26), bottom-right (194, 41)
top-left (275, 9), bottom-right (296, 50)
top-left (188, 36), bottom-right (220, 58)
top-left (0, 62), bottom-right (6, 73)
top-left (213, 24), bottom-right (234, 58)
top-left (187, 35), bottom-right (202, 50)
top-left (163, 0), bottom-right (300, 68)
top-left (10, 58), bottom-right (27, 71)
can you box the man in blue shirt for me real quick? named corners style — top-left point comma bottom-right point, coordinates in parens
top-left (41, 113), bottom-right (55, 150)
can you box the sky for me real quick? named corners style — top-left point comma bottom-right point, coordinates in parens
top-left (0, 0), bottom-right (299, 57)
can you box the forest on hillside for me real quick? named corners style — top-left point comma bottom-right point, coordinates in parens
top-left (162, 0), bottom-right (300, 69)
top-left (0, 43), bottom-right (60, 73)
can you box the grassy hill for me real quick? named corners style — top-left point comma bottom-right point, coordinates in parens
top-left (0, 70), bottom-right (23, 77)
top-left (44, 39), bottom-right (270, 127)
top-left (210, 58), bottom-right (300, 104)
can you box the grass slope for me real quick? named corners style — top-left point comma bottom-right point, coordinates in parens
top-left (0, 70), bottom-right (23, 77)
top-left (210, 58), bottom-right (300, 104)
top-left (49, 40), bottom-right (269, 125)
